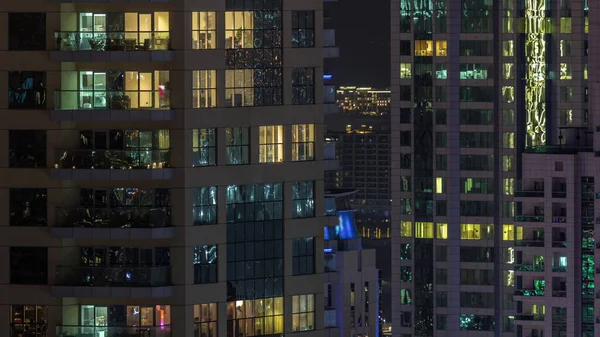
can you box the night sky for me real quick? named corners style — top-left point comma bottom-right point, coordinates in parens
top-left (325, 0), bottom-right (390, 89)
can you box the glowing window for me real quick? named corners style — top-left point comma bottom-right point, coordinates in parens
top-left (414, 40), bottom-right (433, 56)
top-left (502, 41), bottom-right (514, 56)
top-left (560, 17), bottom-right (571, 33)
top-left (436, 177), bottom-right (445, 194)
top-left (504, 178), bottom-right (514, 195)
top-left (503, 63), bottom-right (514, 79)
top-left (259, 125), bottom-right (284, 163)
top-left (400, 63), bottom-right (412, 79)
top-left (415, 222), bottom-right (434, 238)
top-left (437, 223), bottom-right (448, 239)
top-left (503, 225), bottom-right (514, 240)
top-left (503, 132), bottom-right (515, 149)
top-left (584, 63), bottom-right (588, 79)
top-left (585, 17), bottom-right (589, 33)
top-left (503, 270), bottom-right (514, 286)
top-left (400, 221), bottom-right (412, 237)
top-left (228, 298), bottom-right (284, 335)
top-left (292, 294), bottom-right (315, 331)
top-left (461, 224), bottom-right (494, 240)
top-left (192, 12), bottom-right (216, 49)
top-left (516, 226), bottom-right (523, 240)
top-left (435, 41), bottom-right (447, 56)
top-left (560, 63), bottom-right (572, 80)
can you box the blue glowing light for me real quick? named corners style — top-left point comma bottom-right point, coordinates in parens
top-left (323, 74), bottom-right (333, 80)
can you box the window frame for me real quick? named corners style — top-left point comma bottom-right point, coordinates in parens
top-left (192, 128), bottom-right (217, 167)
top-left (292, 237), bottom-right (315, 275)
top-left (292, 294), bottom-right (315, 331)
top-left (291, 11), bottom-right (315, 48)
top-left (193, 186), bottom-right (218, 225)
top-left (225, 127), bottom-right (250, 165)
top-left (291, 124), bottom-right (315, 161)
top-left (192, 12), bottom-right (217, 50)
top-left (193, 245), bottom-right (218, 284)
top-left (193, 70), bottom-right (217, 108)
top-left (259, 125), bottom-right (284, 163)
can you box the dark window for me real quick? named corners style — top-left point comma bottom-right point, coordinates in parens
top-left (193, 186), bottom-right (218, 225)
top-left (10, 247), bottom-right (48, 284)
top-left (10, 188), bottom-right (47, 227)
top-left (292, 68), bottom-right (315, 105)
top-left (10, 305), bottom-right (48, 337)
top-left (292, 11), bottom-right (315, 48)
top-left (292, 237), bottom-right (314, 275)
top-left (194, 245), bottom-right (218, 284)
top-left (226, 183), bottom-right (284, 300)
top-left (9, 130), bottom-right (46, 168)
top-left (9, 13), bottom-right (46, 51)
top-left (400, 108), bottom-right (411, 123)
top-left (193, 128), bottom-right (217, 167)
top-left (225, 127), bottom-right (250, 165)
top-left (400, 40), bottom-right (411, 55)
top-left (292, 181), bottom-right (315, 218)
top-left (8, 71), bottom-right (46, 109)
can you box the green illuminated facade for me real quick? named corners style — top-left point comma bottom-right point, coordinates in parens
top-left (392, 0), bottom-right (594, 336)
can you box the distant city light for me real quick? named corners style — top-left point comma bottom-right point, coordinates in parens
top-left (323, 74), bottom-right (333, 80)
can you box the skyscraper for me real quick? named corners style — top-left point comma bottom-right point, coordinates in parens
top-left (2, 1), bottom-right (329, 336)
top-left (392, 0), bottom-right (591, 336)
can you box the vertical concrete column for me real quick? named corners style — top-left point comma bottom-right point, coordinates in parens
top-left (170, 305), bottom-right (195, 337)
top-left (284, 125), bottom-right (293, 162)
top-left (250, 126), bottom-right (260, 164)
top-left (0, 131), bottom-right (7, 168)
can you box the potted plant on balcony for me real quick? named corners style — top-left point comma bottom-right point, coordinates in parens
top-left (110, 93), bottom-right (131, 110)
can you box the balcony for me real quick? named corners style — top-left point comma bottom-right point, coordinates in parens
top-left (525, 145), bottom-right (592, 154)
top-left (51, 90), bottom-right (175, 122)
top-left (515, 190), bottom-right (544, 198)
top-left (515, 289), bottom-right (544, 296)
top-left (51, 31), bottom-right (174, 62)
top-left (514, 264), bottom-right (544, 272)
top-left (56, 325), bottom-right (171, 337)
top-left (51, 149), bottom-right (174, 181)
top-left (515, 240), bottom-right (544, 247)
top-left (51, 207), bottom-right (174, 239)
top-left (552, 241), bottom-right (567, 248)
top-left (514, 215), bottom-right (544, 223)
top-left (51, 266), bottom-right (173, 298)
top-left (514, 314), bottom-right (545, 321)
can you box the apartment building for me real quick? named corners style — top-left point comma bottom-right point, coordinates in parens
top-left (1, 0), bottom-right (333, 336)
top-left (391, 0), bottom-right (592, 336)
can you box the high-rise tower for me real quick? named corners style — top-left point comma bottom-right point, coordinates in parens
top-left (1, 1), bottom-right (329, 336)
top-left (391, 0), bottom-right (592, 336)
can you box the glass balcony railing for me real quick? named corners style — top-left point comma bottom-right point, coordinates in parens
top-left (55, 207), bottom-right (171, 228)
top-left (54, 90), bottom-right (171, 110)
top-left (54, 149), bottom-right (171, 170)
top-left (55, 31), bottom-right (170, 51)
top-left (55, 265), bottom-right (172, 287)
top-left (514, 215), bottom-right (544, 222)
top-left (515, 240), bottom-right (544, 247)
top-left (514, 264), bottom-right (545, 272)
top-left (514, 314), bottom-right (545, 321)
top-left (515, 289), bottom-right (545, 296)
top-left (56, 325), bottom-right (171, 337)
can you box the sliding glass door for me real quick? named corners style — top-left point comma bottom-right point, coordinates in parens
top-left (79, 71), bottom-right (107, 108)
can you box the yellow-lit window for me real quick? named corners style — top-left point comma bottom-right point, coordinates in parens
top-left (503, 41), bottom-right (514, 56)
top-left (461, 224), bottom-right (494, 240)
top-left (584, 63), bottom-right (588, 79)
top-left (585, 17), bottom-right (589, 33)
top-left (504, 178), bottom-right (514, 195)
top-left (225, 11), bottom-right (254, 49)
top-left (400, 63), bottom-right (412, 79)
top-left (192, 12), bottom-right (216, 49)
top-left (259, 125), bottom-right (284, 163)
top-left (531, 304), bottom-right (546, 315)
top-left (516, 226), bottom-right (523, 240)
top-left (414, 40), bottom-right (433, 56)
top-left (560, 17), bottom-right (571, 33)
top-left (400, 221), bottom-right (412, 237)
top-left (193, 70), bottom-right (217, 108)
top-left (503, 17), bottom-right (513, 33)
top-left (193, 303), bottom-right (217, 335)
top-left (461, 224), bottom-right (481, 240)
top-left (504, 247), bottom-right (515, 264)
top-left (435, 40), bottom-right (447, 56)
top-left (292, 124), bottom-right (315, 161)
top-left (502, 86), bottom-right (514, 103)
top-left (504, 270), bottom-right (514, 286)
top-left (503, 63), bottom-right (514, 79)
top-left (503, 225), bottom-right (514, 240)
top-left (503, 132), bottom-right (515, 148)
top-left (435, 177), bottom-right (445, 194)
top-left (560, 40), bottom-right (571, 57)
top-left (228, 298), bottom-right (284, 334)
top-left (503, 155), bottom-right (514, 171)
top-left (292, 294), bottom-right (315, 331)
top-left (560, 63), bottom-right (572, 80)
top-left (415, 222), bottom-right (434, 238)
top-left (437, 223), bottom-right (448, 239)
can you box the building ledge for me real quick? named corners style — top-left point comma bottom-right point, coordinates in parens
top-left (50, 109), bottom-right (176, 122)
top-left (50, 50), bottom-right (175, 62)
top-left (50, 285), bottom-right (174, 298)
top-left (51, 227), bottom-right (176, 239)
top-left (50, 168), bottom-right (176, 181)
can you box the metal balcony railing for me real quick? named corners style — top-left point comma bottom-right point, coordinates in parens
top-left (55, 265), bottom-right (172, 287)
top-left (55, 31), bottom-right (170, 51)
top-left (55, 207), bottom-right (171, 228)
top-left (54, 148), bottom-right (171, 170)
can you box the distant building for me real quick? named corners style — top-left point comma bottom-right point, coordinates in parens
top-left (324, 189), bottom-right (381, 337)
top-left (325, 87), bottom-right (391, 239)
